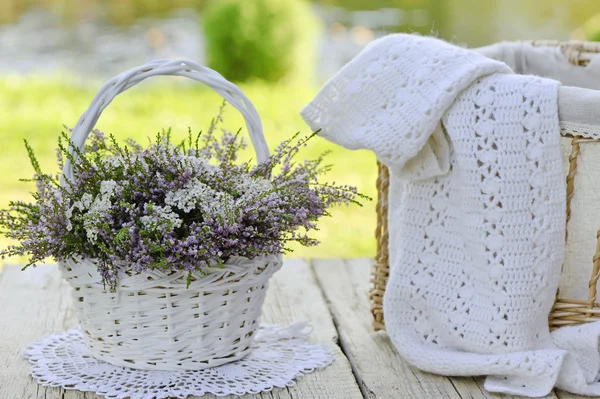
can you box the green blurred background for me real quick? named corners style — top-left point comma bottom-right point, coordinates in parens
top-left (1, 0), bottom-right (600, 265)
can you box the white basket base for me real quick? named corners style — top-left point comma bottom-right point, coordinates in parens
top-left (23, 323), bottom-right (334, 399)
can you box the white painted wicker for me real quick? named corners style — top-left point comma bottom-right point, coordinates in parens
top-left (59, 256), bottom-right (282, 371)
top-left (62, 59), bottom-right (270, 184)
top-left (58, 59), bottom-right (282, 371)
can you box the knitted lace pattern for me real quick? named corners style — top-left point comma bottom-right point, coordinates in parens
top-left (301, 34), bottom-right (600, 397)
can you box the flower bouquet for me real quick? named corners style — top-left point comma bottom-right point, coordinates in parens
top-left (0, 60), bottom-right (363, 370)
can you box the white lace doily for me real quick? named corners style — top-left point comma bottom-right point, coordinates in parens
top-left (23, 323), bottom-right (334, 399)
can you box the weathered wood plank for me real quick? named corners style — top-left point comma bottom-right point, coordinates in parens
top-left (311, 258), bottom-right (462, 399)
top-left (556, 392), bottom-right (595, 399)
top-left (0, 263), bottom-right (136, 399)
top-left (0, 264), bottom-right (80, 399)
top-left (311, 258), bottom-right (561, 399)
top-left (259, 258), bottom-right (363, 399)
top-left (555, 388), bottom-right (597, 398)
top-left (0, 260), bottom-right (362, 399)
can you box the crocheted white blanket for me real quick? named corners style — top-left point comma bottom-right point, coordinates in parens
top-left (301, 34), bottom-right (600, 397)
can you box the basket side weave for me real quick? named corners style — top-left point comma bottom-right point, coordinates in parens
top-left (61, 256), bottom-right (282, 370)
top-left (371, 40), bottom-right (600, 331)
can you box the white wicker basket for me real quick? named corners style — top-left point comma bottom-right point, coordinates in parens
top-left (58, 59), bottom-right (283, 371)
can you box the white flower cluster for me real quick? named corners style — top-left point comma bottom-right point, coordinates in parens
top-left (236, 175), bottom-right (274, 200)
top-left (184, 155), bottom-right (216, 176)
top-left (104, 154), bottom-right (150, 173)
top-left (140, 204), bottom-right (182, 231)
top-left (165, 179), bottom-right (218, 213)
top-left (67, 180), bottom-right (118, 242)
top-left (197, 191), bottom-right (236, 223)
top-left (100, 180), bottom-right (117, 196)
top-left (163, 175), bottom-right (274, 221)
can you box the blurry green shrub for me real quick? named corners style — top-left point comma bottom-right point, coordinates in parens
top-left (202, 0), bottom-right (319, 83)
top-left (583, 13), bottom-right (600, 42)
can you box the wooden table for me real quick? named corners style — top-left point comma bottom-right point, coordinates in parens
top-left (0, 259), bottom-right (592, 399)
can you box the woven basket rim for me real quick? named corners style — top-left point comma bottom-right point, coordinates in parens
top-left (59, 254), bottom-right (282, 290)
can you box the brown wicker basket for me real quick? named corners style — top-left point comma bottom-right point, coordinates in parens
top-left (370, 40), bottom-right (600, 332)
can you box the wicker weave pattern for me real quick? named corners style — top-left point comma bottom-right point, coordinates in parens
top-left (60, 256), bottom-right (282, 370)
top-left (525, 40), bottom-right (600, 66)
top-left (370, 162), bottom-right (389, 331)
top-left (548, 138), bottom-right (600, 329)
top-left (60, 60), bottom-right (282, 369)
top-left (371, 40), bottom-right (600, 331)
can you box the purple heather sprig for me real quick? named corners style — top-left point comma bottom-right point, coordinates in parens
top-left (0, 105), bottom-right (368, 288)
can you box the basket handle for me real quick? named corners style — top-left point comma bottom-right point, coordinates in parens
top-left (61, 59), bottom-right (270, 183)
